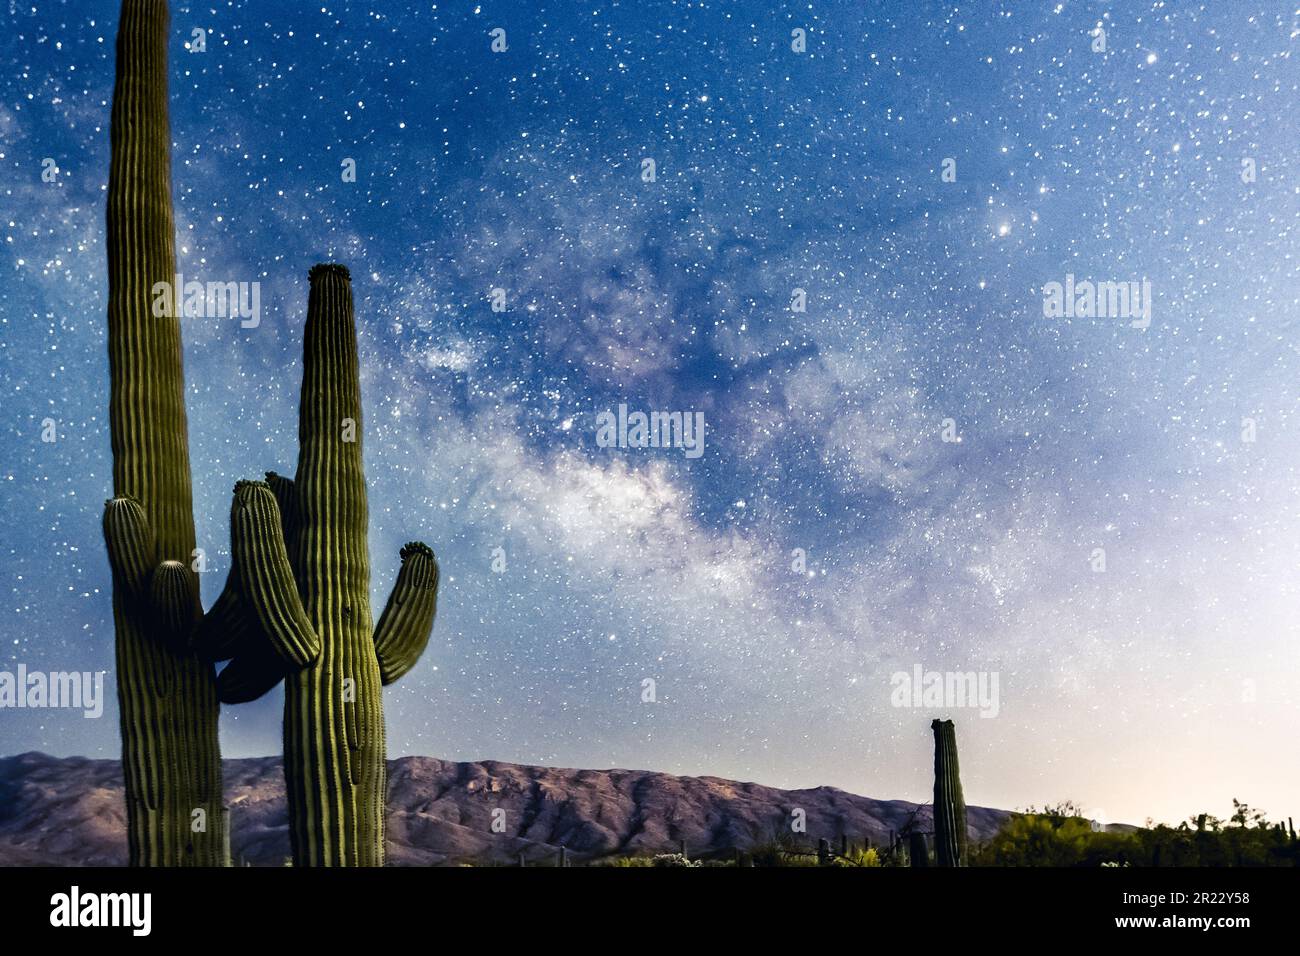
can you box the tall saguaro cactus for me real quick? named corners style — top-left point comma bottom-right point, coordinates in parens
top-left (931, 718), bottom-right (968, 866)
top-left (102, 0), bottom-right (224, 865)
top-left (196, 265), bottom-right (440, 866)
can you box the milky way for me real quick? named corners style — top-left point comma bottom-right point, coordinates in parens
top-left (1, 2), bottom-right (1297, 826)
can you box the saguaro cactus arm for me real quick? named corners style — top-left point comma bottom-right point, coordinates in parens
top-left (104, 498), bottom-right (202, 651)
top-left (149, 560), bottom-right (201, 649)
top-left (192, 468), bottom-right (301, 666)
top-left (216, 643), bottom-right (289, 705)
top-left (103, 496), bottom-right (157, 600)
top-left (191, 572), bottom-right (255, 663)
top-left (264, 470), bottom-right (298, 541)
top-left (230, 480), bottom-right (320, 668)
top-left (203, 480), bottom-right (321, 706)
top-left (373, 542), bottom-right (440, 685)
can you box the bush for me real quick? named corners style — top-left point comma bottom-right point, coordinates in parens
top-left (973, 799), bottom-right (1299, 867)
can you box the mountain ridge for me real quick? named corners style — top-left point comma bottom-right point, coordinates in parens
top-left (0, 751), bottom-right (1012, 865)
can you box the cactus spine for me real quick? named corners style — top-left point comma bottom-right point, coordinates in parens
top-left (931, 718), bottom-right (968, 866)
top-left (101, 0), bottom-right (223, 866)
top-left (196, 265), bottom-right (440, 866)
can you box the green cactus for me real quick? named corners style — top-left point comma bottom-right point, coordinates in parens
top-left (907, 830), bottom-right (930, 867)
top-left (931, 718), bottom-right (968, 866)
top-left (101, 0), bottom-right (224, 866)
top-left (195, 265), bottom-right (440, 866)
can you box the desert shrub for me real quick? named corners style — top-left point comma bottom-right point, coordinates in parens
top-left (833, 846), bottom-right (882, 867)
top-left (974, 798), bottom-right (1299, 867)
top-left (973, 813), bottom-right (1099, 866)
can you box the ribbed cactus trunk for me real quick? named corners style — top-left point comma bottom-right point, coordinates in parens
top-left (102, 0), bottom-right (223, 866)
top-left (196, 265), bottom-right (440, 866)
top-left (931, 718), bottom-right (968, 866)
top-left (286, 264), bottom-right (386, 866)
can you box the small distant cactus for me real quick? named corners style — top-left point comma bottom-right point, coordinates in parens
top-left (931, 718), bottom-right (969, 866)
top-left (908, 831), bottom-right (930, 867)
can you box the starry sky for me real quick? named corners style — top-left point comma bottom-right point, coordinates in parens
top-left (1, 1), bottom-right (1298, 828)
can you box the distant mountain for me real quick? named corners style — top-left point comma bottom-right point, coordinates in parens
top-left (0, 751), bottom-right (1012, 866)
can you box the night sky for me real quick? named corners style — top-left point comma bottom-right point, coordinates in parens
top-left (1, 1), bottom-right (1297, 827)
